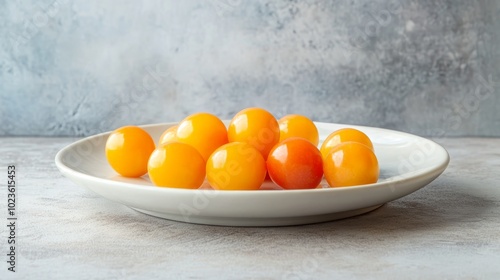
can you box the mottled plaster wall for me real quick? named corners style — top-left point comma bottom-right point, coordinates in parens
top-left (1, 0), bottom-right (499, 136)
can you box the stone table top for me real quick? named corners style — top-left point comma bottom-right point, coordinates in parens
top-left (0, 137), bottom-right (499, 279)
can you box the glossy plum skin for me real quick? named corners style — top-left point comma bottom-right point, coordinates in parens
top-left (320, 128), bottom-right (374, 158)
top-left (176, 113), bottom-right (228, 161)
top-left (323, 142), bottom-right (379, 188)
top-left (105, 126), bottom-right (155, 178)
top-left (159, 125), bottom-right (178, 146)
top-left (206, 142), bottom-right (267, 191)
top-left (267, 138), bottom-right (323, 190)
top-left (278, 114), bottom-right (319, 146)
top-left (148, 142), bottom-right (206, 189)
top-left (227, 107), bottom-right (280, 159)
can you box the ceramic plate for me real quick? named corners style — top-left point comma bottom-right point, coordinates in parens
top-left (55, 122), bottom-right (449, 226)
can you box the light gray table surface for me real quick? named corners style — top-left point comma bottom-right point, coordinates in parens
top-left (0, 137), bottom-right (499, 279)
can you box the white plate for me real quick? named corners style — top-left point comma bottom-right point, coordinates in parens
top-left (55, 122), bottom-right (449, 226)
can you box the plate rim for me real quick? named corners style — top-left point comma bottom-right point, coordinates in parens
top-left (55, 121), bottom-right (450, 195)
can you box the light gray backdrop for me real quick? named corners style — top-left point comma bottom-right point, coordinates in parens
top-left (1, 0), bottom-right (499, 137)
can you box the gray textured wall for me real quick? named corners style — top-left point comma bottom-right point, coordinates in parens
top-left (1, 0), bottom-right (499, 137)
